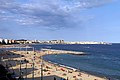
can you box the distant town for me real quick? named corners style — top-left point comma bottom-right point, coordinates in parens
top-left (0, 38), bottom-right (110, 45)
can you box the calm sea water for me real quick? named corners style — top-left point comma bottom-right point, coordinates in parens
top-left (31, 44), bottom-right (120, 80)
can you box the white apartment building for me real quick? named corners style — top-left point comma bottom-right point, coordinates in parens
top-left (0, 38), bottom-right (3, 43)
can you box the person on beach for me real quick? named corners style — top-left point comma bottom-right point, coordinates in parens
top-left (18, 76), bottom-right (23, 80)
top-left (66, 77), bottom-right (68, 80)
top-left (60, 78), bottom-right (66, 80)
top-left (54, 77), bottom-right (56, 80)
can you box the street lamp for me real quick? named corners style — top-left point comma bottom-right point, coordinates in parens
top-left (32, 47), bottom-right (35, 80)
top-left (32, 59), bottom-right (35, 80)
top-left (19, 47), bottom-right (22, 80)
top-left (40, 50), bottom-right (43, 80)
top-left (25, 46), bottom-right (28, 80)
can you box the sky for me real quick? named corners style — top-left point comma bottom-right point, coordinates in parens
top-left (0, 0), bottom-right (120, 43)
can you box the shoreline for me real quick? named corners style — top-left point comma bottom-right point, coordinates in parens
top-left (42, 55), bottom-right (107, 80)
top-left (0, 49), bottom-right (108, 80)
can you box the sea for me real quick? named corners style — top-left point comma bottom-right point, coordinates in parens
top-left (1, 44), bottom-right (120, 80)
top-left (31, 44), bottom-right (120, 80)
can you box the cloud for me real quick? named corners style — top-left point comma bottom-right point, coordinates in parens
top-left (0, 0), bottom-right (113, 29)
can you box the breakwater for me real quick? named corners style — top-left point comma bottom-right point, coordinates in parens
top-left (41, 49), bottom-right (86, 55)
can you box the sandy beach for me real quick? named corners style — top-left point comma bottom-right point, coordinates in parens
top-left (0, 49), bottom-right (108, 80)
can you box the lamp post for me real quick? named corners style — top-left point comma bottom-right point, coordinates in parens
top-left (25, 46), bottom-right (28, 80)
top-left (24, 58), bottom-right (28, 80)
top-left (40, 58), bottom-right (43, 80)
top-left (19, 47), bottom-right (22, 80)
top-left (40, 50), bottom-right (43, 80)
top-left (32, 47), bottom-right (35, 80)
top-left (32, 59), bottom-right (35, 80)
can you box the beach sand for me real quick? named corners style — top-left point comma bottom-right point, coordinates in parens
top-left (0, 50), bottom-right (107, 80)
